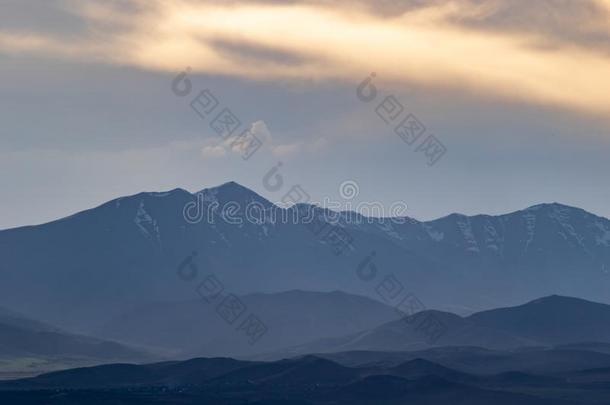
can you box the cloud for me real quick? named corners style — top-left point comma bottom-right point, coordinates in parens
top-left (249, 120), bottom-right (273, 144)
top-left (219, 119), bottom-right (271, 157)
top-left (3, 0), bottom-right (610, 115)
top-left (272, 142), bottom-right (302, 157)
top-left (270, 136), bottom-right (329, 157)
top-left (201, 144), bottom-right (226, 158)
top-left (210, 119), bottom-right (325, 158)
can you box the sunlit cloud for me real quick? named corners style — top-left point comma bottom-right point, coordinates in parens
top-left (201, 144), bottom-right (227, 158)
top-left (2, 0), bottom-right (610, 115)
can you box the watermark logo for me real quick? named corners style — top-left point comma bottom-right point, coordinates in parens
top-left (356, 72), bottom-right (378, 103)
top-left (339, 180), bottom-right (360, 200)
top-left (263, 162), bottom-right (284, 192)
top-left (354, 251), bottom-right (448, 344)
top-left (176, 251), bottom-right (269, 346)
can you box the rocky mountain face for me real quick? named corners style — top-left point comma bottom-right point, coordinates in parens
top-left (1, 182), bottom-right (609, 332)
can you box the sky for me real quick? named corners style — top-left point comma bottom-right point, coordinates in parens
top-left (1, 0), bottom-right (609, 229)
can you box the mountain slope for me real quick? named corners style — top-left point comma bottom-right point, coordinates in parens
top-left (0, 307), bottom-right (149, 362)
top-left (0, 357), bottom-right (254, 389)
top-left (0, 355), bottom-right (578, 404)
top-left (281, 295), bottom-right (610, 355)
top-left (281, 309), bottom-right (534, 354)
top-left (318, 346), bottom-right (610, 375)
top-left (1, 182), bottom-right (609, 333)
top-left (467, 295), bottom-right (610, 344)
top-left (97, 290), bottom-right (400, 357)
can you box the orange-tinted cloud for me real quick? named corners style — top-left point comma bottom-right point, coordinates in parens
top-left (2, 0), bottom-right (610, 115)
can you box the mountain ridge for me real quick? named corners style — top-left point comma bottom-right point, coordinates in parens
top-left (3, 182), bottom-right (605, 231)
top-left (1, 181), bottom-right (609, 336)
top-left (281, 294), bottom-right (610, 356)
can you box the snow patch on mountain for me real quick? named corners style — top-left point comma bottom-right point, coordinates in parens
top-left (547, 205), bottom-right (586, 250)
top-left (134, 201), bottom-right (161, 245)
top-left (148, 192), bottom-right (173, 198)
top-left (422, 223), bottom-right (444, 242)
top-left (594, 221), bottom-right (610, 246)
top-left (456, 217), bottom-right (480, 252)
top-left (483, 220), bottom-right (502, 252)
top-left (376, 221), bottom-right (403, 241)
top-left (522, 211), bottom-right (536, 252)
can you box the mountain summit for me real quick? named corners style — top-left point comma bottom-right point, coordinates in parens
top-left (0, 183), bottom-right (609, 333)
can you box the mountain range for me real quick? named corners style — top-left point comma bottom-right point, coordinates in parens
top-left (4, 350), bottom-right (610, 404)
top-left (1, 182), bottom-right (609, 335)
top-left (279, 295), bottom-right (610, 356)
top-left (0, 306), bottom-right (152, 380)
top-left (3, 182), bottom-right (610, 403)
top-left (95, 290), bottom-right (400, 358)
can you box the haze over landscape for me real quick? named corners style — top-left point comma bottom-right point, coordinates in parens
top-left (2, 0), bottom-right (610, 404)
